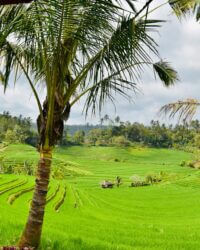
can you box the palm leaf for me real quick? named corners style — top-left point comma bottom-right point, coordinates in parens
top-left (169, 0), bottom-right (200, 17)
top-left (153, 61), bottom-right (179, 87)
top-left (160, 99), bottom-right (200, 122)
top-left (0, 0), bottom-right (179, 119)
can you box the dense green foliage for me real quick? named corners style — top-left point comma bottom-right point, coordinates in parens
top-left (0, 111), bottom-right (37, 146)
top-left (2, 144), bottom-right (200, 249)
top-left (2, 112), bottom-right (200, 150)
top-left (67, 119), bottom-right (200, 150)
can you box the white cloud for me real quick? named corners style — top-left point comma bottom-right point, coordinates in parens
top-left (0, 3), bottom-right (200, 125)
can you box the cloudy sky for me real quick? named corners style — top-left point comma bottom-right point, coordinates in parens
top-left (0, 1), bottom-right (200, 125)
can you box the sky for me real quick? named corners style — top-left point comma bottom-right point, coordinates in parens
top-left (0, 1), bottom-right (200, 125)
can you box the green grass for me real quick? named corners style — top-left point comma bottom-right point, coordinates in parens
top-left (1, 144), bottom-right (200, 249)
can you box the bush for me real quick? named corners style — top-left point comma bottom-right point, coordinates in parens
top-left (145, 173), bottom-right (162, 184)
top-left (130, 175), bottom-right (149, 187)
top-left (2, 165), bottom-right (13, 174)
top-left (180, 160), bottom-right (200, 169)
top-left (0, 160), bottom-right (35, 176)
top-left (112, 136), bottom-right (130, 147)
top-left (188, 160), bottom-right (200, 169)
top-left (52, 167), bottom-right (65, 180)
top-left (180, 161), bottom-right (186, 167)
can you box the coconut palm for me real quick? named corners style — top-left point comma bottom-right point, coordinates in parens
top-left (160, 99), bottom-right (200, 122)
top-left (115, 116), bottom-right (121, 124)
top-left (0, 0), bottom-right (185, 248)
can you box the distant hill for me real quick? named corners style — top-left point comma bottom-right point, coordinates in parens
top-left (65, 124), bottom-right (107, 135)
top-left (31, 123), bottom-right (107, 135)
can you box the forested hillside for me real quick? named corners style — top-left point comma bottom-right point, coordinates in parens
top-left (1, 111), bottom-right (200, 150)
top-left (0, 111), bottom-right (37, 146)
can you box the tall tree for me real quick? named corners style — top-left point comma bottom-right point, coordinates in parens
top-left (0, 0), bottom-right (191, 248)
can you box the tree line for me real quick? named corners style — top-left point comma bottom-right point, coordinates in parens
top-left (0, 111), bottom-right (37, 146)
top-left (65, 119), bottom-right (200, 150)
top-left (1, 111), bottom-right (200, 150)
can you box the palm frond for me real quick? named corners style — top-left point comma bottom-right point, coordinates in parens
top-left (70, 18), bottom-right (164, 97)
top-left (159, 99), bottom-right (200, 122)
top-left (169, 0), bottom-right (200, 17)
top-left (153, 61), bottom-right (179, 87)
top-left (0, 0), bottom-right (180, 119)
top-left (84, 75), bottom-right (138, 115)
top-left (0, 71), bottom-right (5, 82)
top-left (125, 0), bottom-right (137, 13)
top-left (196, 4), bottom-right (200, 20)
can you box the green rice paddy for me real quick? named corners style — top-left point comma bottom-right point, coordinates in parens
top-left (0, 144), bottom-right (200, 250)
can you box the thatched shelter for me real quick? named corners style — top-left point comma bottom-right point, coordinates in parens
top-left (101, 180), bottom-right (114, 189)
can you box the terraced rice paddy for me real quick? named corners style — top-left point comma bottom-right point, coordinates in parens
top-left (1, 144), bottom-right (200, 249)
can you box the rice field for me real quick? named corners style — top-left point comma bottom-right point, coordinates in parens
top-left (0, 144), bottom-right (200, 250)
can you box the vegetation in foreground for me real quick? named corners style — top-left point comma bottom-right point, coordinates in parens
top-left (1, 144), bottom-right (200, 249)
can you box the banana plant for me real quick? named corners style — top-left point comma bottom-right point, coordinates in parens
top-left (0, 0), bottom-right (190, 248)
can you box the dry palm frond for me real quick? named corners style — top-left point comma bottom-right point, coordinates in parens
top-left (169, 0), bottom-right (200, 20)
top-left (159, 98), bottom-right (200, 122)
top-left (169, 0), bottom-right (196, 15)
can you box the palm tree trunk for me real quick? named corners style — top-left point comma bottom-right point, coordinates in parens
top-left (18, 146), bottom-right (52, 249)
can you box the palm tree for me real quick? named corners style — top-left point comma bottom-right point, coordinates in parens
top-left (115, 116), bottom-right (121, 125)
top-left (103, 114), bottom-right (110, 125)
top-left (0, 0), bottom-right (186, 248)
top-left (160, 99), bottom-right (200, 122)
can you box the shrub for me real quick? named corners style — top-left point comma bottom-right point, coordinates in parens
top-left (187, 160), bottom-right (200, 169)
top-left (180, 160), bottom-right (200, 169)
top-left (112, 136), bottom-right (130, 147)
top-left (130, 175), bottom-right (148, 187)
top-left (3, 165), bottom-right (13, 174)
top-left (52, 167), bottom-right (65, 180)
top-left (0, 160), bottom-right (35, 176)
top-left (145, 173), bottom-right (162, 184)
top-left (180, 161), bottom-right (186, 167)
top-left (24, 161), bottom-right (35, 175)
